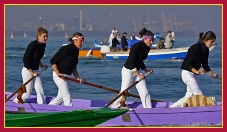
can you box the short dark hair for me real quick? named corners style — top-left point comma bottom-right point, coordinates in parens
top-left (68, 32), bottom-right (83, 42)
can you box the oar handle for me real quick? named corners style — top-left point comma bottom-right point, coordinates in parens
top-left (206, 73), bottom-right (222, 80)
top-left (105, 71), bottom-right (152, 107)
top-left (5, 68), bottom-right (46, 103)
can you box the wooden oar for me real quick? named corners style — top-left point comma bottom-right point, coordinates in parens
top-left (64, 76), bottom-right (162, 102)
top-left (5, 68), bottom-right (46, 103)
top-left (105, 71), bottom-right (152, 107)
top-left (206, 73), bottom-right (222, 80)
top-left (199, 68), bottom-right (222, 81)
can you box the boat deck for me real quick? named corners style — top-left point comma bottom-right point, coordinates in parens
top-left (5, 92), bottom-right (222, 127)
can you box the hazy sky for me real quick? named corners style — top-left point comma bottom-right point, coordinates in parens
top-left (5, 5), bottom-right (222, 33)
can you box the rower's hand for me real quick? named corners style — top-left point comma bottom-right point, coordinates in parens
top-left (32, 72), bottom-right (38, 77)
top-left (58, 73), bottom-right (65, 79)
top-left (146, 69), bottom-right (153, 74)
top-left (211, 73), bottom-right (219, 79)
top-left (198, 69), bottom-right (205, 74)
top-left (138, 74), bottom-right (145, 79)
top-left (76, 77), bottom-right (83, 84)
top-left (141, 69), bottom-right (153, 79)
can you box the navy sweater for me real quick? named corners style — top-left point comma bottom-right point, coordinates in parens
top-left (181, 43), bottom-right (211, 72)
top-left (23, 40), bottom-right (46, 70)
top-left (124, 41), bottom-right (150, 71)
top-left (50, 43), bottom-right (79, 75)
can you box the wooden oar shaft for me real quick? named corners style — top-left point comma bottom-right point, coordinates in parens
top-left (65, 77), bottom-right (121, 93)
top-left (24, 76), bottom-right (36, 85)
top-left (5, 69), bottom-right (46, 103)
top-left (84, 81), bottom-right (119, 93)
top-left (105, 72), bottom-right (152, 107)
top-left (5, 87), bottom-right (21, 103)
top-left (86, 81), bottom-right (162, 102)
top-left (105, 80), bottom-right (141, 107)
top-left (5, 76), bottom-right (35, 103)
top-left (206, 73), bottom-right (222, 80)
top-left (64, 76), bottom-right (162, 103)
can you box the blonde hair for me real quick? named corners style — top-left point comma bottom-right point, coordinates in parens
top-left (36, 26), bottom-right (48, 39)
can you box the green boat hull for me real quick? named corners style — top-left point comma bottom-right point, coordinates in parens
top-left (5, 107), bottom-right (127, 127)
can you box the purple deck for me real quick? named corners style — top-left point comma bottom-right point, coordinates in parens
top-left (5, 92), bottom-right (222, 126)
top-left (98, 106), bottom-right (222, 126)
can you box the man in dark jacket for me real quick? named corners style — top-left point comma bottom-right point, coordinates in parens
top-left (121, 32), bottom-right (128, 51)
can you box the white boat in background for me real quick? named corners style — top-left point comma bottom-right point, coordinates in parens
top-left (10, 32), bottom-right (15, 39)
top-left (95, 33), bottom-right (161, 49)
top-left (23, 32), bottom-right (28, 38)
top-left (65, 32), bottom-right (69, 39)
top-left (103, 44), bottom-right (217, 60)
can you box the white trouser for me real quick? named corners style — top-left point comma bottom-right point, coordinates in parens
top-left (48, 72), bottom-right (72, 106)
top-left (13, 67), bottom-right (46, 104)
top-left (110, 66), bottom-right (151, 108)
top-left (169, 70), bottom-right (203, 108)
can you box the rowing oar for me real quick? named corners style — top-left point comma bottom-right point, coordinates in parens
top-left (64, 76), bottom-right (162, 102)
top-left (5, 68), bottom-right (46, 103)
top-left (206, 73), bottom-right (222, 81)
top-left (105, 71), bottom-right (152, 107)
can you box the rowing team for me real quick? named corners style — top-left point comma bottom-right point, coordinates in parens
top-left (7, 27), bottom-right (220, 109)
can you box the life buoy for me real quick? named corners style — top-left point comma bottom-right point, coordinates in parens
top-left (101, 45), bottom-right (110, 53)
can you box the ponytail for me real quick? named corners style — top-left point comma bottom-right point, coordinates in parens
top-left (198, 31), bottom-right (216, 43)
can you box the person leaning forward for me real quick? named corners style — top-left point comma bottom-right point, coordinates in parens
top-left (169, 31), bottom-right (218, 108)
top-left (110, 28), bottom-right (154, 109)
top-left (48, 32), bottom-right (84, 106)
top-left (13, 26), bottom-right (48, 104)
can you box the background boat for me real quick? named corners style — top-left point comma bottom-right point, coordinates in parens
top-left (65, 32), bottom-right (69, 39)
top-left (23, 32), bottom-right (28, 38)
top-left (10, 32), bottom-right (15, 39)
top-left (79, 37), bottom-right (159, 58)
top-left (104, 44), bottom-right (216, 60)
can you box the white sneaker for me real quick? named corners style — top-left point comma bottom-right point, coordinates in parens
top-left (12, 98), bottom-right (19, 104)
top-left (119, 106), bottom-right (133, 111)
top-left (169, 102), bottom-right (182, 108)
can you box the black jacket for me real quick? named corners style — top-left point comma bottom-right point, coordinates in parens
top-left (181, 43), bottom-right (211, 72)
top-left (50, 43), bottom-right (79, 75)
top-left (23, 40), bottom-right (46, 70)
top-left (124, 41), bottom-right (150, 71)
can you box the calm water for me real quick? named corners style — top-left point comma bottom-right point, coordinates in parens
top-left (5, 35), bottom-right (222, 102)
